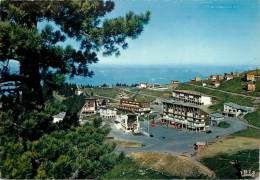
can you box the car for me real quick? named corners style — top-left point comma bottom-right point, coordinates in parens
top-left (206, 130), bottom-right (212, 134)
top-left (150, 134), bottom-right (154, 137)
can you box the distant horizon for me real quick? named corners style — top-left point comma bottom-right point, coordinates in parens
top-left (90, 63), bottom-right (260, 68)
top-left (68, 64), bottom-right (256, 86)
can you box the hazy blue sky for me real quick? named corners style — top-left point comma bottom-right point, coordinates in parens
top-left (45, 0), bottom-right (260, 66)
top-left (98, 0), bottom-right (260, 66)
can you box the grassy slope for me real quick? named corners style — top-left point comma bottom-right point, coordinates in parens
top-left (129, 88), bottom-right (172, 102)
top-left (201, 149), bottom-right (259, 179)
top-left (103, 158), bottom-right (176, 179)
top-left (233, 128), bottom-right (260, 138)
top-left (244, 110), bottom-right (260, 128)
top-left (84, 87), bottom-right (119, 99)
top-left (218, 77), bottom-right (260, 97)
top-left (130, 152), bottom-right (213, 178)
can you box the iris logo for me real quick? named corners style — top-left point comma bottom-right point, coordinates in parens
top-left (240, 169), bottom-right (256, 178)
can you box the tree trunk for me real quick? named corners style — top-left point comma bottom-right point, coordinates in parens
top-left (20, 60), bottom-right (44, 107)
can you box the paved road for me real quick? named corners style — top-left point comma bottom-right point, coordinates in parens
top-left (108, 117), bottom-right (246, 156)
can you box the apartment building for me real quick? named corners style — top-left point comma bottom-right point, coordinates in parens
top-left (172, 90), bottom-right (212, 105)
top-left (118, 99), bottom-right (150, 113)
top-left (162, 100), bottom-right (208, 132)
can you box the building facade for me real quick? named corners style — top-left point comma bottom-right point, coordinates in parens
top-left (212, 81), bottom-right (220, 87)
top-left (53, 112), bottom-right (66, 123)
top-left (118, 99), bottom-right (150, 113)
top-left (138, 82), bottom-right (148, 89)
top-left (246, 73), bottom-right (255, 81)
top-left (116, 114), bottom-right (140, 133)
top-left (162, 100), bottom-right (208, 132)
top-left (99, 108), bottom-right (117, 119)
top-left (80, 97), bottom-right (98, 117)
top-left (246, 83), bottom-right (256, 91)
top-left (170, 80), bottom-right (180, 89)
top-left (172, 90), bottom-right (212, 105)
top-left (209, 112), bottom-right (224, 126)
top-left (223, 102), bottom-right (254, 117)
top-left (224, 74), bottom-right (234, 81)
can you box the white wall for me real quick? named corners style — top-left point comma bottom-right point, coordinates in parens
top-left (201, 96), bottom-right (212, 105)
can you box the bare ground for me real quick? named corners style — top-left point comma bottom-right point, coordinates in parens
top-left (129, 152), bottom-right (215, 178)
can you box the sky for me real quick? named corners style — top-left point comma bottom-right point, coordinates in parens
top-left (97, 0), bottom-right (260, 66)
top-left (42, 0), bottom-right (260, 66)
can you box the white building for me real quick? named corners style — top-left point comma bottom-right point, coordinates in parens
top-left (209, 112), bottom-right (224, 126)
top-left (53, 112), bottom-right (66, 123)
top-left (138, 82), bottom-right (148, 89)
top-left (223, 102), bottom-right (254, 117)
top-left (75, 89), bottom-right (84, 96)
top-left (115, 114), bottom-right (140, 133)
top-left (172, 90), bottom-right (212, 106)
top-left (99, 108), bottom-right (117, 119)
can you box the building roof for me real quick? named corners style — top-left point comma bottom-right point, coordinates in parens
top-left (196, 141), bottom-right (206, 146)
top-left (224, 102), bottom-right (253, 111)
top-left (85, 96), bottom-right (98, 100)
top-left (53, 112), bottom-right (66, 119)
top-left (162, 99), bottom-right (203, 109)
top-left (173, 89), bottom-right (205, 96)
top-left (209, 112), bottom-right (224, 118)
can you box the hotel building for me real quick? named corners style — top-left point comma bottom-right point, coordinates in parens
top-left (172, 90), bottom-right (212, 106)
top-left (118, 99), bottom-right (150, 113)
top-left (162, 100), bottom-right (208, 132)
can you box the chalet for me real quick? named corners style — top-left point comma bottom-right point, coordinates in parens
top-left (118, 99), bottom-right (150, 113)
top-left (172, 90), bottom-right (212, 105)
top-left (246, 83), bottom-right (256, 92)
top-left (116, 114), bottom-right (140, 133)
top-left (162, 100), bottom-right (208, 132)
top-left (209, 75), bottom-right (223, 81)
top-left (209, 112), bottom-right (224, 126)
top-left (246, 73), bottom-right (255, 82)
top-left (99, 108), bottom-right (117, 119)
top-left (209, 75), bottom-right (217, 81)
top-left (212, 81), bottom-right (220, 87)
top-left (80, 97), bottom-right (98, 116)
top-left (194, 142), bottom-right (206, 152)
top-left (223, 102), bottom-right (254, 117)
top-left (224, 74), bottom-right (234, 81)
top-left (53, 112), bottom-right (66, 123)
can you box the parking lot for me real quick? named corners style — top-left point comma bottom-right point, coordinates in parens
top-left (108, 116), bottom-right (246, 155)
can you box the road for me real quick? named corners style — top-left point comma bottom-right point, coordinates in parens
top-left (108, 116), bottom-right (246, 156)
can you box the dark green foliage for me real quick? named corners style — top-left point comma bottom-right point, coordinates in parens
top-left (0, 1), bottom-right (150, 178)
top-left (63, 94), bottom-right (86, 115)
top-left (1, 124), bottom-right (118, 179)
top-left (57, 83), bottom-right (78, 97)
top-left (201, 149), bottom-right (259, 179)
top-left (217, 121), bottom-right (231, 128)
